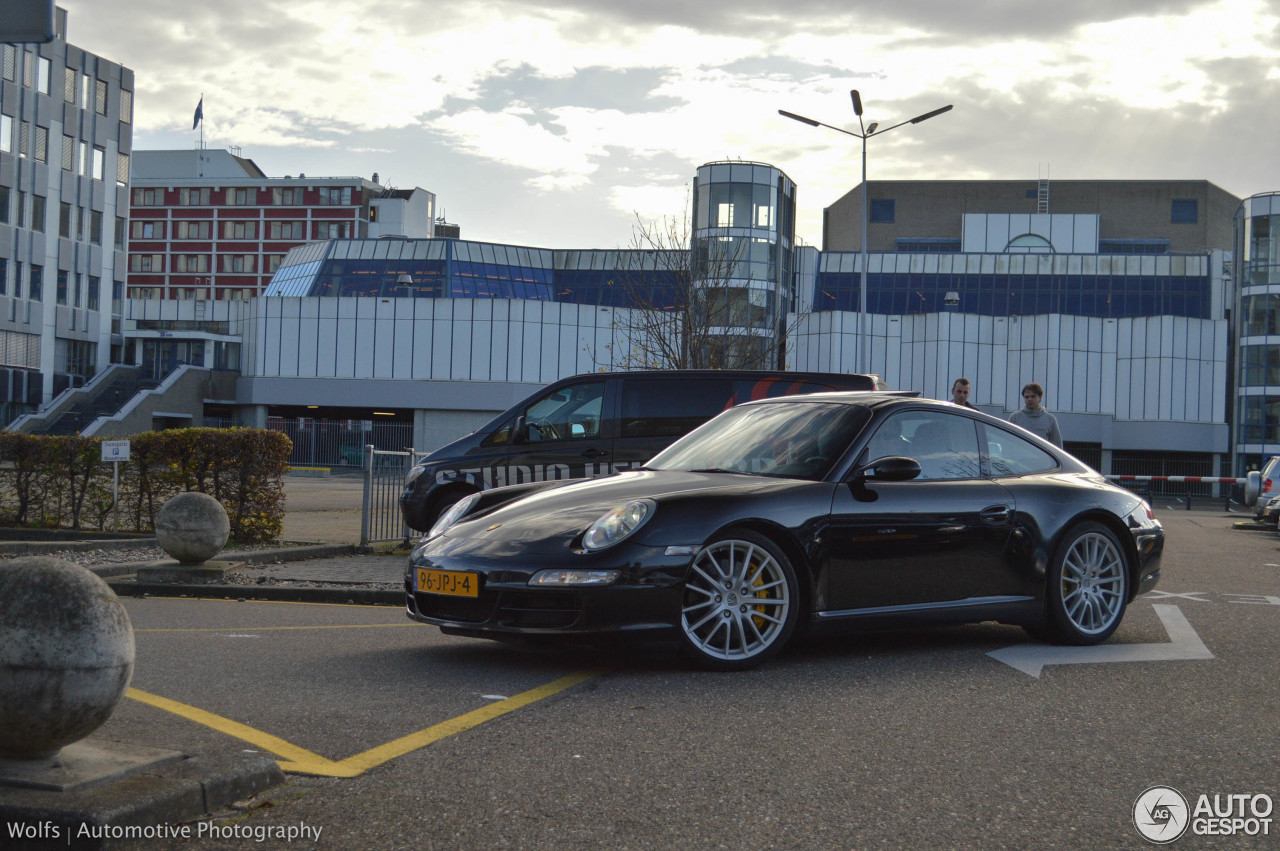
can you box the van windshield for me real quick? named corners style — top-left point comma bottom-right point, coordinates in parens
top-left (647, 401), bottom-right (872, 481)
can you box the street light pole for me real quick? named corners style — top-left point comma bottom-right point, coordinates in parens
top-left (780, 92), bottom-right (952, 376)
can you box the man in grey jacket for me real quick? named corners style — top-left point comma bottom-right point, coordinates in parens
top-left (1009, 382), bottom-right (1063, 447)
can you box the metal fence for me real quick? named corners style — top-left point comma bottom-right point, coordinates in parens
top-left (265, 418), bottom-right (414, 469)
top-left (360, 445), bottom-right (418, 547)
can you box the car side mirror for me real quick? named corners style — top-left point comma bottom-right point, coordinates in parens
top-left (853, 455), bottom-right (922, 482)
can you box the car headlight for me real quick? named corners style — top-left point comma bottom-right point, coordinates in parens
top-left (581, 499), bottom-right (655, 551)
top-left (428, 493), bottom-right (480, 539)
top-left (405, 465), bottom-right (426, 485)
top-left (529, 569), bottom-right (621, 586)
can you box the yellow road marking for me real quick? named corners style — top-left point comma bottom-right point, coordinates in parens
top-left (125, 670), bottom-right (599, 777)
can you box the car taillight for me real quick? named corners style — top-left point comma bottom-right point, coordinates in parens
top-left (1266, 478), bottom-right (1273, 495)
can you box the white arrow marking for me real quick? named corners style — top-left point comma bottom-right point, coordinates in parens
top-left (988, 605), bottom-right (1213, 678)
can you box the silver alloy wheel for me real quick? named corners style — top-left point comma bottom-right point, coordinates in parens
top-left (1059, 530), bottom-right (1126, 635)
top-left (681, 538), bottom-right (792, 662)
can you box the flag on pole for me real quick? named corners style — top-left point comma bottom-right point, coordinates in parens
top-left (192, 96), bottom-right (203, 130)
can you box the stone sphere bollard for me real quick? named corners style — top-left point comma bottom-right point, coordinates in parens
top-left (0, 557), bottom-right (135, 759)
top-left (155, 492), bottom-right (230, 564)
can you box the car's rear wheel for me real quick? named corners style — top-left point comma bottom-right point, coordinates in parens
top-left (1041, 521), bottom-right (1129, 645)
top-left (679, 529), bottom-right (799, 671)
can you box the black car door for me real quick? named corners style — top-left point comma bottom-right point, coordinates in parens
top-left (506, 378), bottom-right (615, 483)
top-left (824, 409), bottom-right (1015, 612)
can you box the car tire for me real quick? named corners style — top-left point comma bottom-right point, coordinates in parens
top-left (1041, 521), bottom-right (1130, 645)
top-left (679, 529), bottom-right (799, 671)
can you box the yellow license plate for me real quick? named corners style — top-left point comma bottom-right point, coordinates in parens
top-left (417, 568), bottom-right (480, 597)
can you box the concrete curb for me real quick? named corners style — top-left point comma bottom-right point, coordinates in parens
top-left (0, 747), bottom-right (283, 851)
top-left (106, 581), bottom-right (403, 606)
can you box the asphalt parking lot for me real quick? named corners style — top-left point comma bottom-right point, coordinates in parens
top-left (37, 507), bottom-right (1275, 849)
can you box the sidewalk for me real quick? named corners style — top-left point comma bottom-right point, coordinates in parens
top-left (101, 473), bottom-right (410, 605)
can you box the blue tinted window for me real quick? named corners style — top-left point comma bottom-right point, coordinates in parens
top-left (1171, 199), bottom-right (1198, 224)
top-left (869, 199), bottom-right (895, 223)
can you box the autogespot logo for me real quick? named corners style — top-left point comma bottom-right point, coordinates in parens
top-left (1134, 786), bottom-right (1190, 844)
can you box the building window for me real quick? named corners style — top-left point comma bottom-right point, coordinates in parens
top-left (16, 192), bottom-right (25, 228)
top-left (63, 67), bottom-right (76, 103)
top-left (220, 254), bottom-right (257, 273)
top-left (120, 90), bottom-right (132, 124)
top-left (0, 186), bottom-right (8, 225)
top-left (90, 210), bottom-right (102, 245)
top-left (33, 126), bottom-right (47, 163)
top-left (130, 254), bottom-right (164, 272)
top-left (61, 134), bottom-right (73, 170)
top-left (895, 237), bottom-right (961, 253)
top-left (29, 265), bottom-right (42, 301)
top-left (116, 152), bottom-right (129, 185)
top-left (272, 187), bottom-right (302, 205)
top-left (173, 220), bottom-right (209, 239)
top-left (1171, 199), bottom-right (1198, 224)
top-left (31, 195), bottom-right (45, 233)
top-left (314, 221), bottom-right (350, 239)
top-left (0, 258), bottom-right (6, 295)
top-left (94, 79), bottom-right (107, 115)
top-left (131, 220), bottom-right (163, 239)
top-left (56, 270), bottom-right (68, 304)
top-left (316, 187), bottom-right (353, 205)
top-left (869, 199), bottom-right (896, 223)
top-left (59, 202), bottom-right (72, 238)
top-left (265, 254), bottom-right (284, 273)
top-left (132, 188), bottom-right (162, 206)
top-left (225, 188), bottom-right (254, 205)
top-left (36, 57), bottom-right (50, 94)
top-left (179, 188), bottom-right (210, 206)
top-left (268, 221), bottom-right (304, 239)
top-left (173, 254), bottom-right (209, 273)
top-left (88, 276), bottom-right (100, 311)
top-left (18, 121), bottom-right (28, 157)
top-left (22, 51), bottom-right (32, 88)
top-left (92, 146), bottom-right (105, 181)
top-left (0, 114), bottom-right (11, 153)
top-left (222, 220), bottom-right (257, 239)
top-left (115, 217), bottom-right (126, 250)
top-left (2, 46), bottom-right (14, 82)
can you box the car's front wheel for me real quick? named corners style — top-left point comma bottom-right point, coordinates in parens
top-left (679, 529), bottom-right (799, 671)
top-left (1041, 521), bottom-right (1130, 645)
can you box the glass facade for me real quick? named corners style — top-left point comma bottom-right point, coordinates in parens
top-left (1235, 193), bottom-right (1280, 470)
top-left (815, 258), bottom-right (1211, 317)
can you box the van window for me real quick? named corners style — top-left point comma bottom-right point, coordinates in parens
top-left (524, 381), bottom-right (605, 442)
top-left (621, 379), bottom-right (734, 438)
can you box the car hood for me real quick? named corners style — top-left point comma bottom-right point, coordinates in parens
top-left (438, 469), bottom-right (820, 548)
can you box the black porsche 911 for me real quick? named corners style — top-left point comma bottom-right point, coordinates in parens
top-left (404, 392), bottom-right (1164, 670)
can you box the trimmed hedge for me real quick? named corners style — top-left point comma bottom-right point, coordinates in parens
top-left (0, 428), bottom-right (292, 544)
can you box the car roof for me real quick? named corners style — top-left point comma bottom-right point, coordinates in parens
top-left (735, 390), bottom-right (923, 409)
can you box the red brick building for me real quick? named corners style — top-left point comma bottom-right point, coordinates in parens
top-left (127, 149), bottom-right (436, 300)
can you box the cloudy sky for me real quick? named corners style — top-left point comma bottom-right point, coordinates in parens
top-left (59, 0), bottom-right (1280, 249)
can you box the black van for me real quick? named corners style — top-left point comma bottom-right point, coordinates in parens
top-left (399, 369), bottom-right (884, 532)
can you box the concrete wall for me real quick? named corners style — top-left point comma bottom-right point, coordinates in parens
top-left (824, 180), bottom-right (1240, 253)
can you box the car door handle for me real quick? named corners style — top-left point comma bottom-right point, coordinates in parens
top-left (580, 448), bottom-right (610, 459)
top-left (980, 505), bottom-right (1011, 524)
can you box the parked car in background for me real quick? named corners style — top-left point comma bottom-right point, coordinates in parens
top-left (405, 392), bottom-right (1164, 670)
top-left (399, 370), bottom-right (886, 533)
top-left (1255, 456), bottom-right (1280, 521)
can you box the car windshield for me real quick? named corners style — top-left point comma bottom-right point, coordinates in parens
top-left (646, 401), bottom-right (872, 480)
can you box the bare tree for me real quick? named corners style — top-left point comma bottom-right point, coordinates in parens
top-left (589, 210), bottom-right (799, 371)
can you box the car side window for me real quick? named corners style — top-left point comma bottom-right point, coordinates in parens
top-left (523, 382), bottom-right (605, 442)
top-left (866, 410), bottom-right (982, 481)
top-left (620, 378), bottom-right (733, 438)
top-left (984, 425), bottom-right (1059, 476)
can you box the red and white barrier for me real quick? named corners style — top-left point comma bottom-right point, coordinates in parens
top-left (1106, 475), bottom-right (1247, 484)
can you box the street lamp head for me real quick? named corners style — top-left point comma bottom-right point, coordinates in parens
top-left (910, 104), bottom-right (954, 124)
top-left (778, 109), bottom-right (820, 127)
top-left (850, 89), bottom-right (864, 116)
top-left (866, 122), bottom-right (879, 135)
